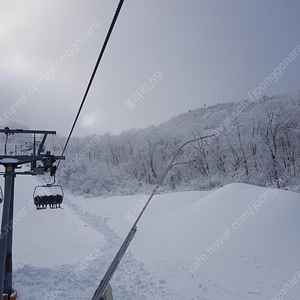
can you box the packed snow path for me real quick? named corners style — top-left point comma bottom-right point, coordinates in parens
top-left (61, 197), bottom-right (175, 299)
top-left (1, 176), bottom-right (174, 300)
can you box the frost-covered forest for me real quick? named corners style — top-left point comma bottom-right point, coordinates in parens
top-left (2, 94), bottom-right (300, 196)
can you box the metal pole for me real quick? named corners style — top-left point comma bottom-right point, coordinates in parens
top-left (0, 165), bottom-right (16, 296)
top-left (92, 226), bottom-right (137, 300)
top-left (5, 168), bottom-right (15, 295)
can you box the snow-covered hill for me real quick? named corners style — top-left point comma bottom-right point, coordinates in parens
top-left (53, 93), bottom-right (300, 197)
top-left (1, 175), bottom-right (300, 299)
top-left (2, 94), bottom-right (300, 198)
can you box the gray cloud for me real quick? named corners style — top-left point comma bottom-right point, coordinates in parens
top-left (1, 0), bottom-right (300, 136)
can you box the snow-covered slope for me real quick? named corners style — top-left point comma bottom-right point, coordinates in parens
top-left (56, 94), bottom-right (300, 197)
top-left (1, 176), bottom-right (300, 299)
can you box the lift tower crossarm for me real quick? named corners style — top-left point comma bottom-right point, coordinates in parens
top-left (0, 129), bottom-right (56, 135)
top-left (0, 129), bottom-right (56, 156)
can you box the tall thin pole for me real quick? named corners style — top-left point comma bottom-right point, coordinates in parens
top-left (0, 165), bottom-right (16, 296)
top-left (92, 135), bottom-right (214, 299)
top-left (5, 169), bottom-right (15, 295)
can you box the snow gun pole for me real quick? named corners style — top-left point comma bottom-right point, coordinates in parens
top-left (92, 226), bottom-right (137, 299)
top-left (92, 135), bottom-right (215, 299)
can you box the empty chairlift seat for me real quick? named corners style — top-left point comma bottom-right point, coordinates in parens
top-left (33, 185), bottom-right (64, 209)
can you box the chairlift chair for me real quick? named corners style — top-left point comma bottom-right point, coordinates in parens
top-left (33, 184), bottom-right (64, 209)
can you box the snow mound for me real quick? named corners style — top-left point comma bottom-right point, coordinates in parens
top-left (131, 183), bottom-right (300, 299)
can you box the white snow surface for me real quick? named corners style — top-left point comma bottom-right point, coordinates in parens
top-left (1, 175), bottom-right (300, 299)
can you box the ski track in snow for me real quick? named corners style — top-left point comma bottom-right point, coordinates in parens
top-left (14, 195), bottom-right (175, 300)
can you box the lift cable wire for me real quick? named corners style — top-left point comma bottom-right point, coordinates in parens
top-left (56, 0), bottom-right (125, 169)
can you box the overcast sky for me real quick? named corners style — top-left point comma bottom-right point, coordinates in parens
top-left (1, 0), bottom-right (300, 137)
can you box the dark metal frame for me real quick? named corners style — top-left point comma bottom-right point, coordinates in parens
top-left (0, 128), bottom-right (65, 297)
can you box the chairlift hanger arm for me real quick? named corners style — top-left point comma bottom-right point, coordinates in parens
top-left (37, 134), bottom-right (48, 155)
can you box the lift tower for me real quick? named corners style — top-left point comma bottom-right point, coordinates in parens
top-left (0, 128), bottom-right (65, 299)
